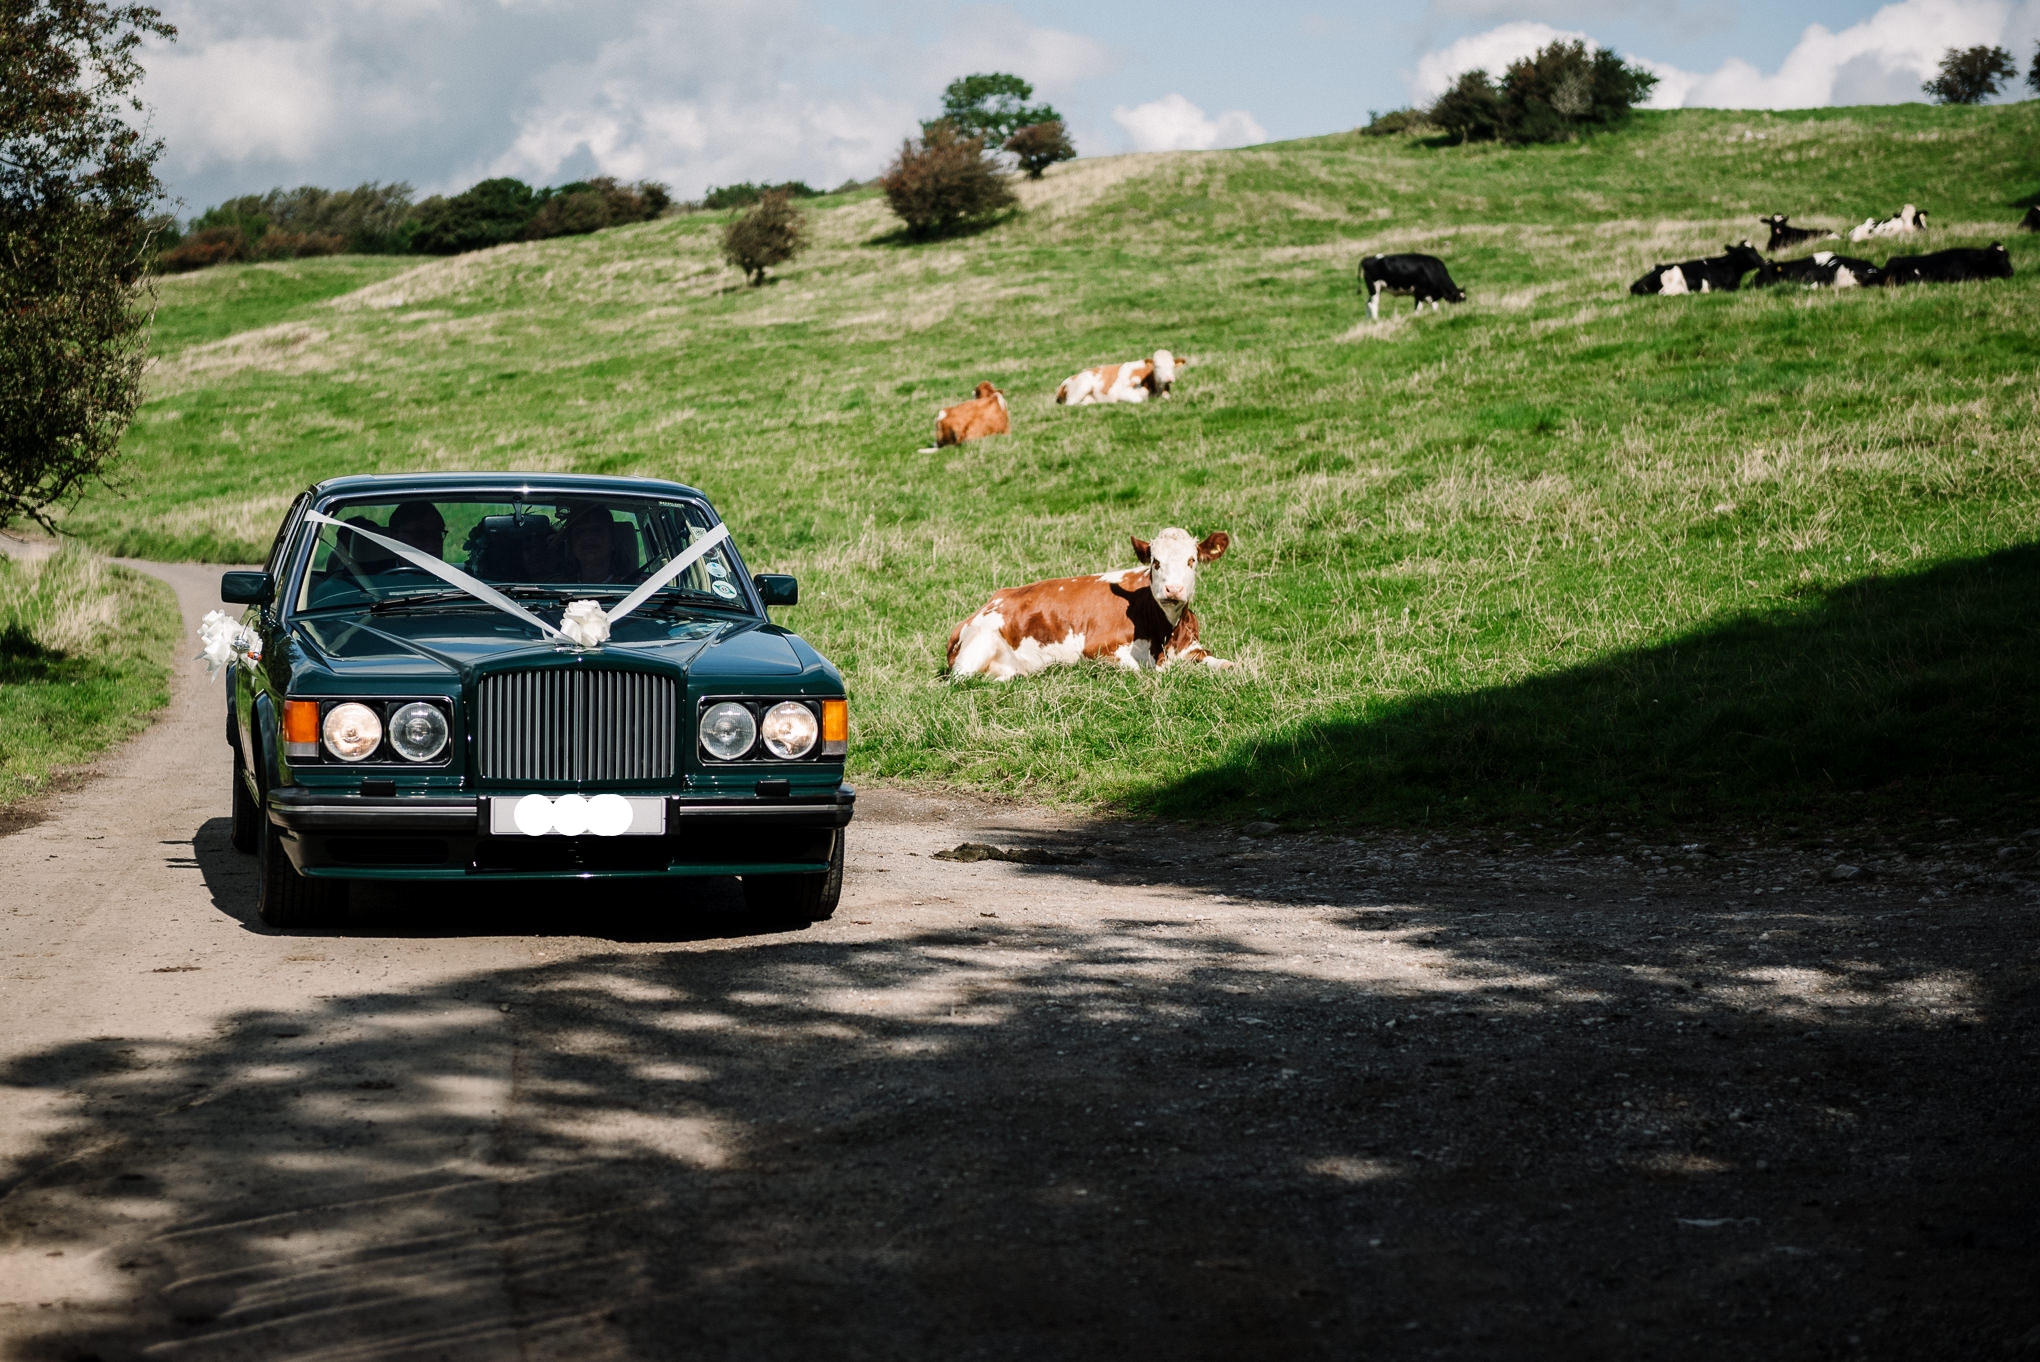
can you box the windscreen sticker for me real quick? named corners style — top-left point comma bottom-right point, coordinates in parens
top-left (711, 579), bottom-right (739, 600)
top-left (705, 558), bottom-right (728, 578)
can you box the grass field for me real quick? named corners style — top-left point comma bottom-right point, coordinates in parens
top-left (0, 548), bottom-right (179, 807)
top-left (68, 103), bottom-right (2040, 829)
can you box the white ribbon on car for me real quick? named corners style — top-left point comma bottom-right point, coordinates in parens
top-left (302, 509), bottom-right (734, 650)
top-left (196, 609), bottom-right (262, 680)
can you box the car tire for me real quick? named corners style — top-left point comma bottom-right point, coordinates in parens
top-left (230, 753), bottom-right (260, 854)
top-left (256, 816), bottom-right (348, 929)
top-left (742, 830), bottom-right (843, 924)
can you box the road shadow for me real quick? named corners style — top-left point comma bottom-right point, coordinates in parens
top-left (192, 815), bottom-right (782, 944)
top-left (1144, 545), bottom-right (2040, 833)
top-left (3, 859), bottom-right (2035, 1360)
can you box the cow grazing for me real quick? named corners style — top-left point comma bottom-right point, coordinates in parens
top-left (1881, 242), bottom-right (2013, 287)
top-left (1760, 214), bottom-right (1839, 251)
top-left (1629, 241), bottom-right (1765, 296)
top-left (1849, 203), bottom-right (1927, 242)
top-left (921, 381), bottom-right (1009, 451)
top-left (1359, 253), bottom-right (1467, 320)
top-left (1751, 250), bottom-right (1884, 290)
top-left (946, 528), bottom-right (1232, 680)
top-left (2019, 205), bottom-right (2040, 233)
top-left (1055, 350), bottom-right (1189, 405)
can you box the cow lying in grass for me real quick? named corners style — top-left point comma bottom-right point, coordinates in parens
top-left (1759, 214), bottom-right (1839, 251)
top-left (946, 528), bottom-right (1232, 680)
top-left (1055, 350), bottom-right (1188, 405)
top-left (1850, 203), bottom-right (1927, 242)
top-left (1882, 243), bottom-right (2013, 286)
top-left (921, 382), bottom-right (1009, 451)
top-left (1751, 250), bottom-right (1884, 289)
top-left (1630, 241), bottom-right (1764, 296)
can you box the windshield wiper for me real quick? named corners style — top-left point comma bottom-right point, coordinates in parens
top-left (368, 591), bottom-right (494, 614)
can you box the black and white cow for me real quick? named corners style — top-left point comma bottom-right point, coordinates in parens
top-left (1881, 243), bottom-right (2013, 286)
top-left (1629, 241), bottom-right (1765, 296)
top-left (1759, 214), bottom-right (1839, 251)
top-left (2019, 205), bottom-right (2039, 233)
top-left (1750, 250), bottom-right (1884, 290)
top-left (1359, 254), bottom-right (1467, 320)
top-left (1849, 203), bottom-right (1927, 242)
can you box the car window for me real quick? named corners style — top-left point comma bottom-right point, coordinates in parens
top-left (293, 495), bottom-right (746, 612)
top-left (266, 493), bottom-right (311, 581)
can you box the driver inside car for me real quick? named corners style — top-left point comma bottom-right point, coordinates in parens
top-left (387, 502), bottom-right (447, 559)
top-left (555, 505), bottom-right (636, 583)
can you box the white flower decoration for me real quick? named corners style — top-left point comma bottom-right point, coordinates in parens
top-left (196, 609), bottom-right (262, 680)
top-left (558, 599), bottom-right (611, 649)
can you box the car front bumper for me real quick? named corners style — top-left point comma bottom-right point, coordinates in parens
top-left (267, 786), bottom-right (854, 878)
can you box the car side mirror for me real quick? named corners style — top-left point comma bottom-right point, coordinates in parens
top-left (220, 571), bottom-right (274, 606)
top-left (753, 574), bottom-right (798, 607)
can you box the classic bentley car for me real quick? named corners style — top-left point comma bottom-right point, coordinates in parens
top-left (221, 473), bottom-right (852, 928)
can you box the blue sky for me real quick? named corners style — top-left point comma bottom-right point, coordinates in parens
top-left (141, 0), bottom-right (2040, 214)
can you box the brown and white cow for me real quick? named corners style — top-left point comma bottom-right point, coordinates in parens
top-left (945, 528), bottom-right (1232, 680)
top-left (1054, 349), bottom-right (1189, 406)
top-left (922, 381), bottom-right (1010, 451)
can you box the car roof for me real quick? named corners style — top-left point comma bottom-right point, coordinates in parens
top-left (310, 472), bottom-right (714, 505)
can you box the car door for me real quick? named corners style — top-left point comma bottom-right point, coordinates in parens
top-left (235, 492), bottom-right (312, 778)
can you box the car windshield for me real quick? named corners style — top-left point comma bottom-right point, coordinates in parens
top-left (293, 494), bottom-right (746, 613)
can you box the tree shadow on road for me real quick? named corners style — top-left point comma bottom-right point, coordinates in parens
top-left (1141, 544), bottom-right (2040, 834)
top-left (4, 850), bottom-right (2036, 1360)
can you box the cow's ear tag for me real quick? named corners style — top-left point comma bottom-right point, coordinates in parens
top-left (1198, 531), bottom-right (1231, 563)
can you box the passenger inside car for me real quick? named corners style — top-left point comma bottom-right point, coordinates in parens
top-left (553, 505), bottom-right (641, 584)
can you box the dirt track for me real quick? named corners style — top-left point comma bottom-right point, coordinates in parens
top-left (0, 563), bottom-right (2035, 1361)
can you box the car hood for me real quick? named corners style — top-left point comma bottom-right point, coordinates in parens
top-left (292, 609), bottom-right (805, 681)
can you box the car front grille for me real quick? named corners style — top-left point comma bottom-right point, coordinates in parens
top-left (475, 668), bottom-right (679, 785)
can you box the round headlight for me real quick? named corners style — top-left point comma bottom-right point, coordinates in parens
top-left (760, 701), bottom-right (818, 759)
top-left (387, 702), bottom-right (448, 762)
top-left (700, 701), bottom-right (757, 760)
top-left (322, 702), bottom-right (383, 762)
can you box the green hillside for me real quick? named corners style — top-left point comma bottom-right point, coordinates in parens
top-left (79, 104), bottom-right (2040, 828)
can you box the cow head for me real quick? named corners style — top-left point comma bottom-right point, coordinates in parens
top-left (1132, 528), bottom-right (1229, 612)
top-left (974, 381), bottom-right (1000, 399)
top-left (1762, 214), bottom-right (1787, 225)
top-left (1726, 240), bottom-right (1764, 272)
top-left (1151, 350), bottom-right (1190, 389)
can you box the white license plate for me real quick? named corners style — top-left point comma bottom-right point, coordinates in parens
top-left (488, 794), bottom-right (666, 837)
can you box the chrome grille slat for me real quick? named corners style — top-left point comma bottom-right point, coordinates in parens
top-left (475, 668), bottom-right (678, 785)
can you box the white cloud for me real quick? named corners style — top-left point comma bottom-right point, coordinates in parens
top-left (1646, 0), bottom-right (2030, 108)
top-left (1409, 20), bottom-right (1594, 101)
top-left (1410, 0), bottom-right (2040, 112)
top-left (1110, 93), bottom-right (1267, 152)
top-left (139, 0), bottom-right (1118, 209)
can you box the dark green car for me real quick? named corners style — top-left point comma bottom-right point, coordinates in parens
top-left (222, 473), bottom-right (853, 928)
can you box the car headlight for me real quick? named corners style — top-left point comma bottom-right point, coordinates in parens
top-left (761, 701), bottom-right (819, 759)
top-left (322, 702), bottom-right (383, 762)
top-left (700, 701), bottom-right (757, 760)
top-left (387, 702), bottom-right (449, 762)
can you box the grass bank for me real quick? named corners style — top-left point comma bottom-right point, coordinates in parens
top-left (0, 548), bottom-right (180, 807)
top-left (68, 103), bottom-right (2040, 828)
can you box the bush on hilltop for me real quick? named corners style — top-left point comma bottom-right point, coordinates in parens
top-left (1429, 39), bottom-right (1656, 145)
top-left (1005, 120), bottom-right (1076, 178)
top-left (879, 122), bottom-right (1016, 239)
top-left (1922, 45), bottom-right (2017, 104)
top-left (720, 190), bottom-right (809, 285)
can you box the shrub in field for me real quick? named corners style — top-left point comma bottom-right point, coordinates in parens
top-left (1428, 73), bottom-right (1505, 143)
top-left (171, 182), bottom-right (420, 266)
top-left (0, 0), bottom-right (171, 531)
top-left (1922, 45), bottom-right (2017, 104)
top-left (935, 73), bottom-right (1060, 147)
top-left (411, 178), bottom-right (540, 254)
top-left (522, 177), bottom-right (671, 240)
top-left (879, 122), bottom-right (1016, 238)
top-left (1005, 120), bottom-right (1076, 178)
top-left (701, 181), bottom-right (819, 210)
top-left (158, 225), bottom-right (246, 272)
top-left (1361, 107), bottom-right (1436, 137)
top-left (1429, 40), bottom-right (1655, 144)
top-left (720, 191), bottom-right (809, 285)
top-left (2030, 42), bottom-right (2039, 94)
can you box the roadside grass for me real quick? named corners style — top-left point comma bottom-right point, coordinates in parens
top-left (65, 103), bottom-right (2040, 828)
top-left (0, 548), bottom-right (179, 806)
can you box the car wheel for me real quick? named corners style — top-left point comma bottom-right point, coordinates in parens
top-left (229, 752), bottom-right (260, 854)
top-left (255, 815), bottom-right (348, 928)
top-left (741, 830), bottom-right (844, 924)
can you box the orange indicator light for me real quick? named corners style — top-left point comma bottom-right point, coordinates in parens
top-left (821, 699), bottom-right (848, 744)
top-left (283, 700), bottom-right (320, 746)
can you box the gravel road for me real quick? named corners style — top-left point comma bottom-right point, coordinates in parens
top-left (0, 563), bottom-right (2034, 1361)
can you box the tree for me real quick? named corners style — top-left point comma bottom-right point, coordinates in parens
top-left (1429, 70), bottom-right (1505, 143)
top-left (1923, 44), bottom-right (2017, 104)
top-left (1004, 120), bottom-right (1076, 178)
top-left (719, 190), bottom-right (809, 285)
top-left (1496, 40), bottom-right (1657, 143)
top-left (936, 73), bottom-right (1060, 147)
top-left (2030, 41), bottom-right (2039, 95)
top-left (879, 122), bottom-right (1017, 238)
top-left (0, 1), bottom-right (175, 531)
top-left (410, 178), bottom-right (539, 255)
top-left (522, 177), bottom-right (670, 241)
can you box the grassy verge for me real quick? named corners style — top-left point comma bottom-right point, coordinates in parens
top-left (0, 548), bottom-right (180, 807)
top-left (63, 103), bottom-right (2040, 829)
